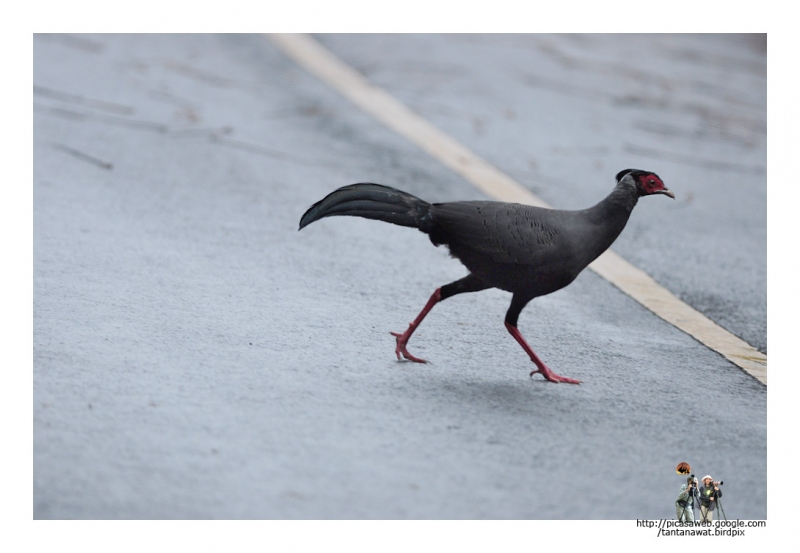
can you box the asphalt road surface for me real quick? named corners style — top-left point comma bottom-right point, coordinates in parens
top-left (33, 34), bottom-right (766, 519)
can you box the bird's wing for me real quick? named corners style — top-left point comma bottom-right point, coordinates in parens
top-left (430, 201), bottom-right (568, 265)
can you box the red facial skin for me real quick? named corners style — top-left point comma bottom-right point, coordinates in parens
top-left (636, 173), bottom-right (673, 198)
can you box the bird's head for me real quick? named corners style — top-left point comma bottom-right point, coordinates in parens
top-left (616, 169), bottom-right (674, 199)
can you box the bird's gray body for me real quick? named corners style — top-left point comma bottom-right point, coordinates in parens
top-left (428, 196), bottom-right (633, 299)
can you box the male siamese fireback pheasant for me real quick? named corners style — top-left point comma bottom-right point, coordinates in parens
top-left (299, 169), bottom-right (673, 384)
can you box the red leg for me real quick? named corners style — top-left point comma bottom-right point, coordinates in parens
top-left (504, 322), bottom-right (581, 384)
top-left (390, 288), bottom-right (442, 363)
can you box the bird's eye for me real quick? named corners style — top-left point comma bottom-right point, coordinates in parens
top-left (649, 179), bottom-right (655, 185)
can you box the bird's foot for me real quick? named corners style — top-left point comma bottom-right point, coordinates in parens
top-left (530, 366), bottom-right (581, 385)
top-left (390, 329), bottom-right (428, 363)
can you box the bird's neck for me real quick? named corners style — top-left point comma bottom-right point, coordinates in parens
top-left (580, 182), bottom-right (640, 262)
top-left (589, 181), bottom-right (639, 221)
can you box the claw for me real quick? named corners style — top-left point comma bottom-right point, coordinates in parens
top-left (506, 322), bottom-right (580, 384)
top-left (529, 368), bottom-right (581, 384)
top-left (386, 288), bottom-right (442, 364)
top-left (391, 330), bottom-right (428, 363)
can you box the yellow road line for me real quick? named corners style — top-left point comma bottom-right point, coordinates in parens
top-left (268, 33), bottom-right (767, 385)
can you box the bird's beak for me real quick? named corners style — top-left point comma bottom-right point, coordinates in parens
top-left (655, 188), bottom-right (675, 199)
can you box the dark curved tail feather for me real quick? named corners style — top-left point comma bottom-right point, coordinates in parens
top-left (299, 183), bottom-right (434, 232)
